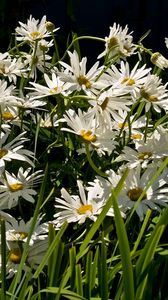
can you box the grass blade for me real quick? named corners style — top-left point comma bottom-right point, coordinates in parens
top-left (100, 236), bottom-right (108, 300)
top-left (60, 169), bottom-right (129, 289)
top-left (1, 218), bottom-right (6, 300)
top-left (69, 246), bottom-right (77, 291)
top-left (91, 247), bottom-right (99, 290)
top-left (75, 264), bottom-right (83, 296)
top-left (84, 251), bottom-right (93, 299)
top-left (33, 221), bottom-right (68, 279)
top-left (112, 190), bottom-right (134, 300)
top-left (135, 206), bottom-right (168, 299)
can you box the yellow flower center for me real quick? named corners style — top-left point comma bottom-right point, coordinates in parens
top-left (141, 88), bottom-right (158, 102)
top-left (77, 204), bottom-right (93, 214)
top-left (127, 187), bottom-right (146, 201)
top-left (138, 152), bottom-right (152, 160)
top-left (32, 56), bottom-right (39, 65)
top-left (49, 86), bottom-right (58, 94)
top-left (0, 64), bottom-right (6, 74)
top-left (0, 148), bottom-right (8, 158)
top-left (123, 44), bottom-right (132, 53)
top-left (80, 130), bottom-right (97, 142)
top-left (9, 247), bottom-right (22, 264)
top-left (131, 133), bottom-right (143, 140)
top-left (78, 75), bottom-right (91, 89)
top-left (2, 111), bottom-right (14, 120)
top-left (118, 122), bottom-right (128, 129)
top-left (100, 97), bottom-right (109, 110)
top-left (121, 77), bottom-right (135, 86)
top-left (150, 52), bottom-right (161, 65)
top-left (148, 95), bottom-right (158, 102)
top-left (30, 31), bottom-right (42, 40)
top-left (107, 36), bottom-right (119, 49)
top-left (9, 183), bottom-right (24, 192)
top-left (16, 231), bottom-right (28, 239)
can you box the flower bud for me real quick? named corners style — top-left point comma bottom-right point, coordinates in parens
top-left (45, 21), bottom-right (55, 32)
top-left (151, 52), bottom-right (168, 69)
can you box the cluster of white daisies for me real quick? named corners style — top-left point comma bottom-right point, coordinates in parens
top-left (1, 15), bottom-right (168, 276)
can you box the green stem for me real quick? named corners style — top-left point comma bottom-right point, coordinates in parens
top-left (85, 143), bottom-right (108, 178)
top-left (8, 40), bottom-right (27, 54)
top-left (55, 35), bottom-right (105, 65)
top-left (1, 218), bottom-right (6, 300)
top-left (51, 30), bottom-right (60, 64)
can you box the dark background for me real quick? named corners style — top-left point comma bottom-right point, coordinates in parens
top-left (0, 0), bottom-right (168, 61)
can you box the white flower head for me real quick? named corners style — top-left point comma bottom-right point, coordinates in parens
top-left (58, 50), bottom-right (106, 96)
top-left (140, 74), bottom-right (168, 112)
top-left (88, 89), bottom-right (132, 129)
top-left (28, 72), bottom-right (70, 99)
top-left (0, 167), bottom-right (43, 209)
top-left (0, 131), bottom-right (35, 173)
top-left (151, 52), bottom-right (168, 69)
top-left (22, 48), bottom-right (52, 80)
top-left (0, 80), bottom-right (23, 108)
top-left (5, 214), bottom-right (48, 245)
top-left (116, 126), bottom-right (168, 169)
top-left (54, 180), bottom-right (114, 226)
top-left (105, 61), bottom-right (151, 100)
top-left (118, 166), bottom-right (168, 220)
top-left (0, 54), bottom-right (26, 84)
top-left (62, 109), bottom-right (116, 155)
top-left (31, 111), bottom-right (59, 128)
top-left (15, 15), bottom-right (59, 42)
top-left (98, 23), bottom-right (136, 59)
top-left (0, 238), bottom-right (48, 278)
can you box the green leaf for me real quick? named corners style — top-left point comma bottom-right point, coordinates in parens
top-left (112, 190), bottom-right (134, 300)
top-left (0, 218), bottom-right (6, 300)
top-left (135, 206), bottom-right (168, 299)
top-left (69, 246), bottom-right (77, 291)
top-left (100, 236), bottom-right (108, 300)
top-left (91, 247), bottom-right (99, 290)
top-left (31, 287), bottom-right (87, 300)
top-left (75, 264), bottom-right (83, 296)
top-left (84, 251), bottom-right (93, 299)
top-left (33, 221), bottom-right (68, 279)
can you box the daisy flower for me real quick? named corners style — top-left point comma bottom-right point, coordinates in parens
top-left (31, 111), bottom-right (59, 128)
top-left (38, 39), bottom-right (54, 52)
top-left (58, 50), bottom-right (106, 96)
top-left (88, 89), bottom-right (132, 129)
top-left (0, 54), bottom-right (26, 84)
top-left (140, 74), bottom-right (168, 112)
top-left (0, 167), bottom-right (43, 209)
top-left (0, 106), bottom-right (30, 130)
top-left (1, 106), bottom-right (19, 122)
top-left (117, 166), bottom-right (168, 220)
top-left (98, 23), bottom-right (136, 60)
top-left (22, 48), bottom-right (52, 80)
top-left (115, 145), bottom-right (154, 169)
top-left (17, 94), bottom-right (47, 109)
top-left (105, 61), bottom-right (151, 100)
top-left (53, 180), bottom-right (114, 226)
top-left (15, 15), bottom-right (59, 42)
top-left (0, 79), bottom-right (23, 108)
top-left (0, 238), bottom-right (48, 278)
top-left (116, 126), bottom-right (168, 169)
top-left (112, 109), bottom-right (146, 130)
top-left (28, 72), bottom-right (70, 99)
top-left (0, 131), bottom-right (35, 172)
top-left (111, 110), bottom-right (146, 142)
top-left (62, 109), bottom-right (116, 155)
top-left (4, 214), bottom-right (48, 245)
top-left (150, 52), bottom-right (168, 69)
